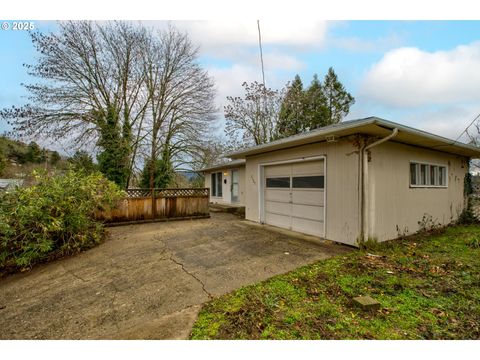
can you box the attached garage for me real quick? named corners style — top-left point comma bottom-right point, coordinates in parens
top-left (261, 158), bottom-right (325, 237)
top-left (222, 117), bottom-right (480, 246)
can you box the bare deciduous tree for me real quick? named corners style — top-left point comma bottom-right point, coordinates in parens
top-left (0, 21), bottom-right (151, 187)
top-left (186, 135), bottom-right (240, 171)
top-left (224, 81), bottom-right (284, 146)
top-left (466, 120), bottom-right (480, 173)
top-left (1, 21), bottom-right (218, 189)
top-left (140, 25), bottom-right (216, 195)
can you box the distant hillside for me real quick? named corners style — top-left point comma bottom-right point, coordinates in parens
top-left (0, 136), bottom-right (65, 178)
top-left (177, 170), bottom-right (202, 181)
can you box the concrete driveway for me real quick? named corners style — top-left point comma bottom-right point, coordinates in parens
top-left (0, 213), bottom-right (351, 339)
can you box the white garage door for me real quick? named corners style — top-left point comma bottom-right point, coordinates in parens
top-left (263, 160), bottom-right (325, 237)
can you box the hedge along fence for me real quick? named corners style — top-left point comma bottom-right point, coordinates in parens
top-left (95, 188), bottom-right (210, 224)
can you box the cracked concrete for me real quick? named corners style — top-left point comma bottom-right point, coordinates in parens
top-left (168, 255), bottom-right (214, 300)
top-left (0, 212), bottom-right (351, 339)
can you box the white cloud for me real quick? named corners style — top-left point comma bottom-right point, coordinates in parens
top-left (360, 42), bottom-right (480, 107)
top-left (257, 52), bottom-right (304, 72)
top-left (329, 33), bottom-right (404, 53)
top-left (173, 20), bottom-right (328, 52)
top-left (145, 20), bottom-right (311, 88)
top-left (208, 63), bottom-right (289, 108)
top-left (209, 64), bottom-right (260, 102)
top-left (404, 105), bottom-right (479, 142)
top-left (343, 100), bottom-right (479, 144)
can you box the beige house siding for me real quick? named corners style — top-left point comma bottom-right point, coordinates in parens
top-left (204, 167), bottom-right (246, 206)
top-left (367, 141), bottom-right (468, 242)
top-left (244, 138), bottom-right (361, 246)
top-left (237, 167), bottom-right (246, 205)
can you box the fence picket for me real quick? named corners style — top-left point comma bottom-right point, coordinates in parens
top-left (96, 188), bottom-right (210, 224)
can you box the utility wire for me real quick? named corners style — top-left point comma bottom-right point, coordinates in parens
top-left (454, 112), bottom-right (480, 143)
top-left (257, 20), bottom-right (266, 88)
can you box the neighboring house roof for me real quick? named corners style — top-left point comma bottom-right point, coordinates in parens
top-left (200, 159), bottom-right (246, 172)
top-left (226, 117), bottom-right (480, 159)
top-left (0, 179), bottom-right (23, 190)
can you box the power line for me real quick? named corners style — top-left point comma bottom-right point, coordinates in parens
top-left (454, 112), bottom-right (480, 143)
top-left (257, 20), bottom-right (265, 88)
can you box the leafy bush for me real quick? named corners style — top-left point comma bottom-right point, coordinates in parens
top-left (0, 169), bottom-right (124, 273)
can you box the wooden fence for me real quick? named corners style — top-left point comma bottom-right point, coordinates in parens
top-left (96, 188), bottom-right (210, 224)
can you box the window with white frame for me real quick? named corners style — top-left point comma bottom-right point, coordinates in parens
top-left (410, 162), bottom-right (447, 187)
top-left (210, 172), bottom-right (223, 197)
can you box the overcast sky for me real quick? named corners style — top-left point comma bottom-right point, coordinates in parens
top-left (1, 20), bottom-right (480, 148)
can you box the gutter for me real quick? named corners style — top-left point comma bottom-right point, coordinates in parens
top-left (360, 128), bottom-right (399, 243)
top-left (226, 117), bottom-right (480, 159)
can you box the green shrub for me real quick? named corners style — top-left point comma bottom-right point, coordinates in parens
top-left (0, 169), bottom-right (124, 273)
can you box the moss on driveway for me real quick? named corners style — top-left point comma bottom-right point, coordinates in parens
top-left (191, 225), bottom-right (480, 339)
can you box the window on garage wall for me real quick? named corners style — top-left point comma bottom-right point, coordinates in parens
top-left (410, 162), bottom-right (447, 188)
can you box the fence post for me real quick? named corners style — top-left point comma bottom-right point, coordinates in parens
top-left (151, 187), bottom-right (157, 219)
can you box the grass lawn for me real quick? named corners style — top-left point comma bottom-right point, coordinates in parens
top-left (190, 225), bottom-right (480, 339)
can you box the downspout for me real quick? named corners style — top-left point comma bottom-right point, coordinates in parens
top-left (361, 128), bottom-right (399, 243)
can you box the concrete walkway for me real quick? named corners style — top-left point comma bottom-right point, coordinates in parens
top-left (0, 213), bottom-right (351, 339)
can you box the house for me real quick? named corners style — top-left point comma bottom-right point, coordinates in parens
top-left (202, 117), bottom-right (480, 246)
top-left (202, 159), bottom-right (246, 206)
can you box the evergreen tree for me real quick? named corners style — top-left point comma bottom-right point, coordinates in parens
top-left (25, 141), bottom-right (45, 163)
top-left (276, 69), bottom-right (355, 139)
top-left (140, 157), bottom-right (174, 189)
top-left (68, 150), bottom-right (97, 173)
top-left (304, 74), bottom-right (329, 129)
top-left (323, 67), bottom-right (355, 124)
top-left (96, 107), bottom-right (131, 189)
top-left (277, 75), bottom-right (306, 138)
top-left (50, 151), bottom-right (61, 166)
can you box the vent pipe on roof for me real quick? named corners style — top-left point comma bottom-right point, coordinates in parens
top-left (361, 128), bottom-right (399, 243)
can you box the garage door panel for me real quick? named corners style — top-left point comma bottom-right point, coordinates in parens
top-left (291, 190), bottom-right (324, 206)
top-left (265, 212), bottom-right (290, 228)
top-left (291, 217), bottom-right (324, 237)
top-left (265, 189), bottom-right (290, 202)
top-left (265, 201), bottom-right (291, 216)
top-left (265, 164), bottom-right (290, 177)
top-left (292, 204), bottom-right (324, 221)
top-left (263, 159), bottom-right (325, 238)
top-left (291, 161), bottom-right (324, 176)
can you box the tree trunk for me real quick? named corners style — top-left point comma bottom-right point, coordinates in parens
top-left (150, 149), bottom-right (156, 219)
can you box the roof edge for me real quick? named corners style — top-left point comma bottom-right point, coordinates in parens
top-left (226, 117), bottom-right (480, 159)
top-left (199, 159), bottom-right (246, 172)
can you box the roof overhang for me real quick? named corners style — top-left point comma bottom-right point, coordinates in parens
top-left (199, 159), bottom-right (246, 173)
top-left (226, 117), bottom-right (480, 159)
